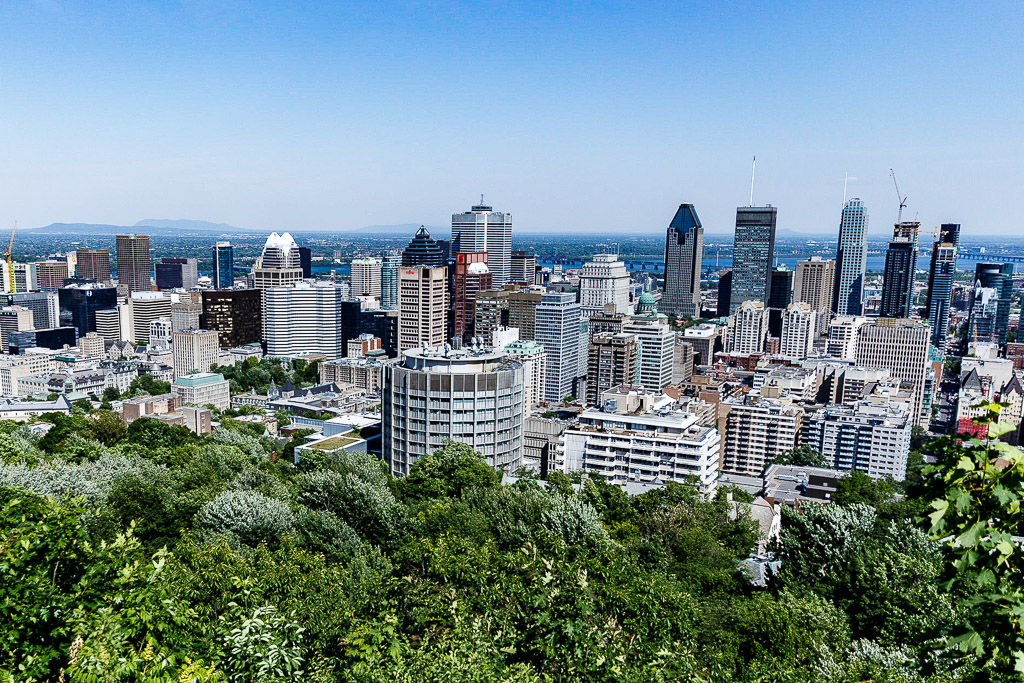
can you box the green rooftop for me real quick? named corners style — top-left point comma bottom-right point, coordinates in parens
top-left (310, 435), bottom-right (359, 451)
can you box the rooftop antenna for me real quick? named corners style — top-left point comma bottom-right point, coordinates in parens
top-left (749, 156), bottom-right (756, 206)
top-left (480, 193), bottom-right (485, 205)
top-left (890, 168), bottom-right (908, 223)
top-left (843, 173), bottom-right (857, 204)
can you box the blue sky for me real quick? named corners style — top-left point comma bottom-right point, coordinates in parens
top-left (1, 1), bottom-right (1021, 235)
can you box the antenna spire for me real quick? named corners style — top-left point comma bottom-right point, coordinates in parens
top-left (749, 156), bottom-right (756, 206)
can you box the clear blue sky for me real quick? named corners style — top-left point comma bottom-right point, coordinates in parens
top-left (1, 1), bottom-right (1021, 235)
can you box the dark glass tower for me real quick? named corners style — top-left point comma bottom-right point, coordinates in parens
top-left (661, 203), bottom-right (704, 318)
top-left (401, 226), bottom-right (446, 267)
top-left (967, 262), bottom-right (1014, 346)
top-left (716, 270), bottom-right (732, 318)
top-left (767, 265), bottom-right (794, 338)
top-left (730, 206), bottom-right (777, 313)
top-left (213, 242), bottom-right (235, 289)
top-left (924, 223), bottom-right (959, 349)
top-left (57, 283), bottom-right (118, 338)
top-left (879, 222), bottom-right (920, 318)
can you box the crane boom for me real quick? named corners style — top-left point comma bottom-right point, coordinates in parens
top-left (4, 221), bottom-right (15, 294)
top-left (890, 168), bottom-right (908, 223)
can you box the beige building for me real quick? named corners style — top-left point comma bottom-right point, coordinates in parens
top-left (720, 395), bottom-right (804, 476)
top-left (779, 302), bottom-right (818, 361)
top-left (587, 332), bottom-right (639, 406)
top-left (172, 329), bottom-right (220, 378)
top-left (319, 356), bottom-right (388, 393)
top-left (78, 332), bottom-right (105, 359)
top-left (794, 257), bottom-right (835, 334)
top-left (350, 258), bottom-right (383, 298)
top-left (115, 234), bottom-right (151, 295)
top-left (0, 306), bottom-right (35, 353)
top-left (398, 266), bottom-right (448, 352)
top-left (727, 300), bottom-right (769, 354)
top-left (129, 292), bottom-right (172, 343)
top-left (854, 318), bottom-right (931, 426)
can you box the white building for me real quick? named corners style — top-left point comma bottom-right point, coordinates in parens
top-left (490, 326), bottom-right (520, 352)
top-left (826, 315), bottom-right (869, 361)
top-left (263, 282), bottom-right (348, 360)
top-left (129, 292), bottom-right (172, 344)
top-left (252, 232), bottom-right (305, 289)
top-left (505, 339), bottom-right (546, 410)
top-left (727, 300), bottom-right (769, 354)
top-left (398, 266), bottom-right (448, 352)
top-left (452, 202), bottom-right (512, 285)
top-left (621, 293), bottom-right (674, 393)
top-left (804, 400), bottom-right (912, 481)
top-left (560, 407), bottom-right (721, 494)
top-left (779, 302), bottom-right (817, 360)
top-left (149, 317), bottom-right (173, 351)
top-left (854, 319), bottom-right (931, 426)
top-left (579, 254), bottom-right (631, 316)
top-left (350, 257), bottom-right (383, 298)
top-left (535, 292), bottom-right (582, 403)
top-left (382, 346), bottom-right (524, 477)
top-left (172, 372), bottom-right (231, 411)
top-left (172, 329), bottom-right (220, 378)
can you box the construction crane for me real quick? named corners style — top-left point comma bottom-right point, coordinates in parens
top-left (890, 168), bottom-right (908, 223)
top-left (3, 221), bottom-right (15, 294)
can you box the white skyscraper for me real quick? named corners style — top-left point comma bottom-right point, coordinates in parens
top-left (263, 282), bottom-right (348, 360)
top-left (172, 329), bottom-right (220, 378)
top-left (350, 257), bottom-right (383, 298)
top-left (579, 254), bottom-right (631, 316)
top-left (535, 292), bottom-right (582, 403)
top-left (253, 232), bottom-right (305, 289)
top-left (779, 302), bottom-right (818, 360)
top-left (621, 293), bottom-right (674, 392)
top-left (452, 201), bottom-right (512, 285)
top-left (833, 199), bottom-right (869, 316)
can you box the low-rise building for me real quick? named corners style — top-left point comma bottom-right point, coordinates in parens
top-left (319, 356), bottom-right (389, 394)
top-left (122, 393), bottom-right (183, 425)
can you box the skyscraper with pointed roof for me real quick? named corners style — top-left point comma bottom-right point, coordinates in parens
top-left (401, 227), bottom-right (446, 268)
top-left (661, 203), bottom-right (704, 318)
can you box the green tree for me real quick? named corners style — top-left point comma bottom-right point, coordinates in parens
top-left (102, 385), bottom-right (121, 402)
top-left (768, 444), bottom-right (827, 468)
top-left (128, 373), bottom-right (171, 396)
top-left (832, 470), bottom-right (895, 506)
top-left (398, 441), bottom-right (500, 503)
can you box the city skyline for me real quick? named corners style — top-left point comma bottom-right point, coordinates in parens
top-left (2, 3), bottom-right (1021, 235)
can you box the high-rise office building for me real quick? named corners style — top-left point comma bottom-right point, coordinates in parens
top-left (350, 257), bottom-right (383, 298)
top-left (510, 251), bottom-right (536, 284)
top-left (0, 307), bottom-right (35, 353)
top-left (730, 206), bottom-right (777, 313)
top-left (398, 266), bottom-right (448, 352)
top-left (212, 242), bottom-right (235, 289)
top-left (452, 202), bottom-right (512, 285)
top-left (766, 265), bottom-right (793, 338)
top-left (925, 224), bottom-right (960, 349)
top-left (879, 222), bottom-right (920, 318)
top-left (382, 346), bottom-right (524, 477)
top-left (115, 234), bottom-right (151, 295)
top-left (587, 333), bottom-right (639, 405)
top-left (474, 288), bottom-right (512, 341)
top-left (967, 262), bottom-right (1014, 346)
top-left (452, 253), bottom-right (492, 343)
top-left (661, 203), bottom-right (704, 318)
top-left (263, 282), bottom-right (348, 359)
top-left (716, 270), bottom-right (732, 318)
top-left (35, 261), bottom-right (69, 290)
top-left (129, 292), bottom-right (172, 343)
top-left (621, 293), bottom-right (674, 393)
top-left (401, 227), bottom-right (446, 268)
top-left (201, 289), bottom-right (263, 349)
top-left (298, 247), bottom-right (312, 279)
top-left (579, 254), bottom-right (630, 316)
top-left (779, 302), bottom-right (818, 360)
top-left (826, 315), bottom-right (869, 361)
top-left (253, 232), bottom-right (305, 289)
top-left (794, 256), bottom-right (835, 335)
top-left (535, 292), bottom-right (582, 403)
top-left (833, 199), bottom-right (869, 316)
top-left (0, 292), bottom-right (57, 330)
top-left (380, 250), bottom-right (401, 309)
top-left (509, 288), bottom-right (544, 340)
top-left (855, 318), bottom-right (931, 426)
top-left (75, 248), bottom-right (111, 283)
top-left (58, 282), bottom-right (118, 338)
top-left (155, 257), bottom-right (198, 290)
top-left (726, 300), bottom-right (769, 354)
top-left (171, 329), bottom-right (220, 378)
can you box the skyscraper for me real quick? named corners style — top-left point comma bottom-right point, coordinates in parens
top-left (510, 250), bottom-right (536, 284)
top-left (212, 242), bottom-right (234, 289)
top-left (587, 333), bottom-right (639, 405)
top-left (75, 248), bottom-right (110, 282)
top-left (350, 258), bottom-right (383, 298)
top-left (879, 222), bottom-right (920, 318)
top-left (716, 270), bottom-right (732, 318)
top-left (452, 252), bottom-right (492, 343)
top-left (621, 293), bottom-right (674, 392)
top-left (855, 318), bottom-right (931, 426)
top-left (730, 206), bottom-right (777, 313)
top-left (661, 203), bottom-right (704, 318)
top-left (402, 227), bottom-right (446, 267)
top-left (35, 261), bottom-right (69, 290)
top-left (925, 224), bottom-right (960, 349)
top-left (535, 292), bottom-right (582, 403)
top-left (115, 234), bottom-right (151, 295)
top-left (200, 289), bottom-right (263, 349)
top-left (779, 302), bottom-right (817, 360)
top-left (252, 232), bottom-right (304, 289)
top-left (452, 201), bottom-right (513, 285)
top-left (967, 262), bottom-right (1014, 346)
top-left (380, 250), bottom-right (401, 310)
top-left (398, 266), bottom-right (449, 352)
top-left (727, 300), bottom-right (769, 354)
top-left (298, 247), bottom-right (312, 279)
top-left (263, 282), bottom-right (348, 359)
top-left (766, 265), bottom-right (793, 338)
top-left (579, 254), bottom-right (630, 316)
top-left (833, 199), bottom-right (869, 315)
top-left (58, 282), bottom-right (118, 337)
top-left (794, 257), bottom-right (835, 335)
top-left (155, 257), bottom-right (198, 290)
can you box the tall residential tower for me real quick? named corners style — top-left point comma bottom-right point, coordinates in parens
top-left (925, 224), bottom-right (959, 349)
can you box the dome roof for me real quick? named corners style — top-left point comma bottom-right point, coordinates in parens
top-left (467, 262), bottom-right (490, 275)
top-left (638, 292), bottom-right (655, 304)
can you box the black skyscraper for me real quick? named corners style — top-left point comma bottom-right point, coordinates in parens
top-left (402, 227), bottom-right (446, 267)
top-left (879, 222), bottom-right (920, 318)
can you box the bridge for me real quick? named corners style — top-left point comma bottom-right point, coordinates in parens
top-left (952, 252), bottom-right (1024, 264)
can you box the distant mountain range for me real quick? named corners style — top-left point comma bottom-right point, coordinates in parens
top-left (134, 218), bottom-right (245, 231)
